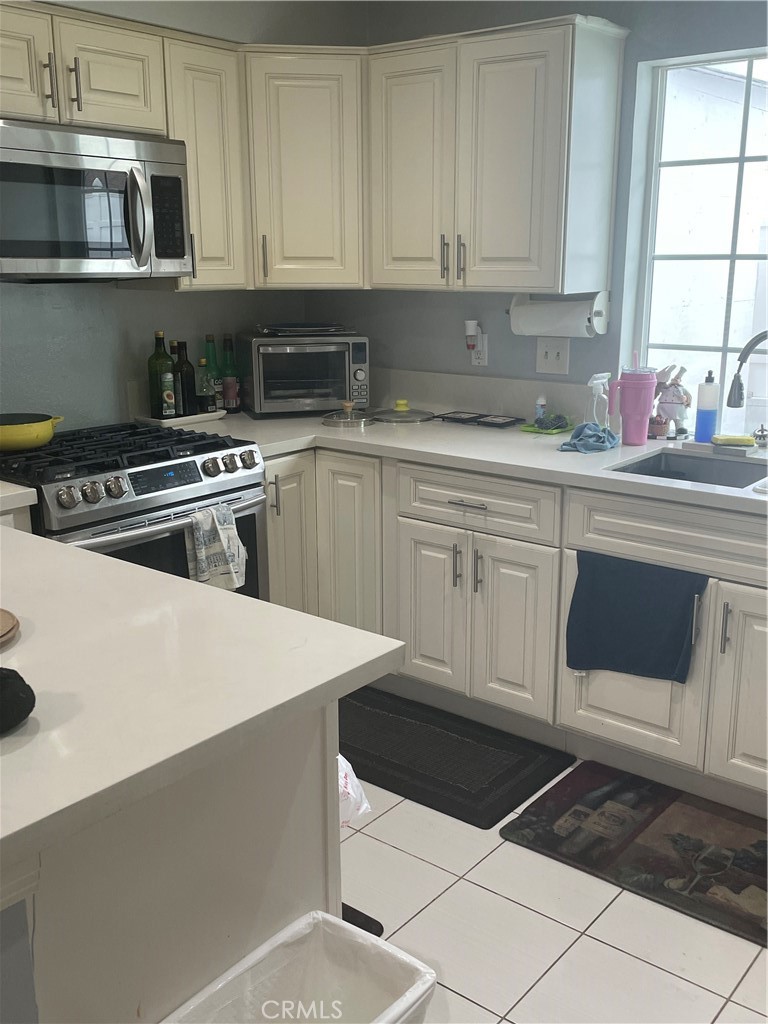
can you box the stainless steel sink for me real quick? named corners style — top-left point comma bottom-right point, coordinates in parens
top-left (612, 449), bottom-right (768, 488)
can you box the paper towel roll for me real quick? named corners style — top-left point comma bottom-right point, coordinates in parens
top-left (509, 292), bottom-right (609, 338)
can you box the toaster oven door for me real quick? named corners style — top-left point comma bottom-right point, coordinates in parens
top-left (258, 343), bottom-right (350, 412)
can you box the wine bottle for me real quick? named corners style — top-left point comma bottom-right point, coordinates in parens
top-left (204, 334), bottom-right (224, 412)
top-left (552, 778), bottom-right (625, 839)
top-left (196, 358), bottom-right (217, 414)
top-left (221, 333), bottom-right (240, 414)
top-left (559, 779), bottom-right (650, 858)
top-left (173, 341), bottom-right (197, 417)
top-left (147, 330), bottom-right (175, 419)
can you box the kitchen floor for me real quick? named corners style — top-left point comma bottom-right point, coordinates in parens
top-left (341, 767), bottom-right (767, 1024)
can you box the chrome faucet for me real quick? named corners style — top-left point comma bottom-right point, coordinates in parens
top-left (726, 329), bottom-right (768, 407)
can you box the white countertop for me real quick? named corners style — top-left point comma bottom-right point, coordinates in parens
top-left (0, 528), bottom-right (404, 865)
top-left (217, 414), bottom-right (768, 516)
top-left (0, 481), bottom-right (37, 514)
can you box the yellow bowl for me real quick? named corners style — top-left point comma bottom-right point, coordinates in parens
top-left (0, 415), bottom-right (64, 451)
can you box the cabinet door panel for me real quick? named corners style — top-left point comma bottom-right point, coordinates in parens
top-left (316, 452), bottom-right (380, 632)
top-left (369, 46), bottom-right (456, 286)
top-left (55, 20), bottom-right (166, 132)
top-left (166, 42), bottom-right (248, 289)
top-left (556, 550), bottom-right (710, 768)
top-left (455, 29), bottom-right (568, 290)
top-left (470, 535), bottom-right (558, 719)
top-left (397, 518), bottom-right (468, 692)
top-left (248, 55), bottom-right (362, 285)
top-left (0, 8), bottom-right (58, 122)
top-left (266, 453), bottom-right (318, 615)
top-left (706, 583), bottom-right (767, 788)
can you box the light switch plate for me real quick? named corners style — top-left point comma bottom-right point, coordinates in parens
top-left (536, 337), bottom-right (570, 375)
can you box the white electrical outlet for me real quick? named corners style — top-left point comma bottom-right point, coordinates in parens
top-left (536, 337), bottom-right (570, 375)
top-left (471, 333), bottom-right (488, 367)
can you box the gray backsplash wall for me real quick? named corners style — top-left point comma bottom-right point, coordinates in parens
top-left (0, 284), bottom-right (304, 429)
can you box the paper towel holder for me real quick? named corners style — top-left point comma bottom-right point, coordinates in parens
top-left (508, 291), bottom-right (610, 338)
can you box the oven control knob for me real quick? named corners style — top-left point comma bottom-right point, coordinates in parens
top-left (203, 457), bottom-right (223, 477)
top-left (56, 485), bottom-right (82, 509)
top-left (81, 480), bottom-right (105, 504)
top-left (353, 369), bottom-right (366, 381)
top-left (105, 476), bottom-right (128, 498)
top-left (240, 449), bottom-right (258, 470)
top-left (222, 454), bottom-right (240, 473)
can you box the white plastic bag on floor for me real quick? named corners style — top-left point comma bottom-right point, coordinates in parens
top-left (338, 754), bottom-right (371, 828)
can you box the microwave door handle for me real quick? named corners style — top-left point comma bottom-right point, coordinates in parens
top-left (127, 167), bottom-right (154, 268)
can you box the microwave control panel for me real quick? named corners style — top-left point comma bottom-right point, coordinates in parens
top-left (151, 176), bottom-right (185, 259)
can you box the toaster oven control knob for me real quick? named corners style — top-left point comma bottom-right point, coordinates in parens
top-left (203, 457), bottom-right (223, 477)
top-left (222, 454), bottom-right (239, 473)
top-left (105, 476), bottom-right (128, 498)
top-left (81, 480), bottom-right (105, 504)
top-left (240, 449), bottom-right (258, 469)
top-left (56, 485), bottom-right (82, 509)
top-left (353, 369), bottom-right (366, 381)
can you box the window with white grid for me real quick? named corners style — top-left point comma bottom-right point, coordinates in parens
top-left (641, 55), bottom-right (768, 436)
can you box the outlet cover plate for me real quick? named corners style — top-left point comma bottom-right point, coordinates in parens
top-left (471, 333), bottom-right (488, 367)
top-left (536, 337), bottom-right (570, 375)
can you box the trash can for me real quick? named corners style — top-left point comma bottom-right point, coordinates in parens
top-left (162, 911), bottom-right (437, 1024)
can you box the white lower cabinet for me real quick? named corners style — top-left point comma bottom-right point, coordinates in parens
top-left (316, 452), bottom-right (381, 633)
top-left (396, 517), bottom-right (559, 719)
top-left (556, 550), bottom-right (712, 768)
top-left (265, 452), bottom-right (318, 615)
top-left (705, 582), bottom-right (767, 789)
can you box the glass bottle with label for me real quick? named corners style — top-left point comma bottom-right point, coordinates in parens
top-left (147, 330), bottom-right (175, 419)
top-left (196, 357), bottom-right (217, 414)
top-left (173, 341), bottom-right (197, 417)
top-left (204, 334), bottom-right (224, 412)
top-left (221, 333), bottom-right (241, 414)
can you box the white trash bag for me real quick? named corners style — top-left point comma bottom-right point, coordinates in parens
top-left (338, 754), bottom-right (371, 828)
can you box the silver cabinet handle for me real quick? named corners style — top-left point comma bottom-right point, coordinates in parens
top-left (451, 542), bottom-right (462, 588)
top-left (127, 167), bottom-right (154, 268)
top-left (456, 233), bottom-right (463, 280)
top-left (68, 55), bottom-right (83, 111)
top-left (719, 601), bottom-right (731, 654)
top-left (43, 51), bottom-right (58, 109)
top-left (270, 473), bottom-right (281, 516)
top-left (691, 594), bottom-right (700, 647)
top-left (190, 232), bottom-right (197, 278)
top-left (261, 234), bottom-right (269, 278)
top-left (447, 498), bottom-right (488, 511)
top-left (440, 233), bottom-right (447, 279)
top-left (472, 548), bottom-right (483, 593)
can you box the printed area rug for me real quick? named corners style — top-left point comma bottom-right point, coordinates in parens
top-left (339, 686), bottom-right (575, 829)
top-left (500, 760), bottom-right (767, 945)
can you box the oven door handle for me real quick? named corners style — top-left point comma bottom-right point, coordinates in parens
top-left (69, 494), bottom-right (266, 551)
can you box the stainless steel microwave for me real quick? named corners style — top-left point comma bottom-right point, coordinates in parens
top-left (0, 120), bottom-right (193, 280)
top-left (236, 332), bottom-right (370, 416)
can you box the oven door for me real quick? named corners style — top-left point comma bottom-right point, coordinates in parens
top-left (60, 492), bottom-right (269, 600)
top-left (257, 343), bottom-right (350, 413)
top-left (0, 149), bottom-right (153, 279)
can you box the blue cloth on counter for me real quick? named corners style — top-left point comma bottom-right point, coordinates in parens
top-left (566, 551), bottom-right (709, 684)
top-left (559, 421), bottom-right (619, 453)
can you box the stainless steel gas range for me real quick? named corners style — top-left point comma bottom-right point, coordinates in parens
top-left (0, 423), bottom-right (268, 599)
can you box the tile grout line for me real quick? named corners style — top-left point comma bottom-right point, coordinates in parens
top-left (350, 828), bottom-right (463, 878)
top-left (433, 980), bottom-right (506, 1020)
top-left (723, 946), bottom-right (764, 1005)
top-left (385, 874), bottom-right (463, 944)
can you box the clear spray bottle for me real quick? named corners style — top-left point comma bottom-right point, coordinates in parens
top-left (586, 373), bottom-right (611, 428)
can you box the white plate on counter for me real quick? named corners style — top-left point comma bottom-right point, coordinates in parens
top-left (135, 411), bottom-right (228, 428)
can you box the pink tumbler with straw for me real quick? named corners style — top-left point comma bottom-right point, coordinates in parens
top-left (608, 363), bottom-right (657, 445)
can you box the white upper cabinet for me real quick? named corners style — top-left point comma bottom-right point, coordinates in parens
top-left (369, 46), bottom-right (457, 287)
top-left (247, 53), bottom-right (363, 287)
top-left (0, 7), bottom-right (58, 122)
top-left (54, 19), bottom-right (166, 132)
top-left (165, 41), bottom-right (249, 289)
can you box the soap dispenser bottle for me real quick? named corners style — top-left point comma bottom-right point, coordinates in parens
top-left (694, 371), bottom-right (719, 443)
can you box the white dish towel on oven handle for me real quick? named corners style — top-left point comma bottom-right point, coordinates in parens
top-left (185, 504), bottom-right (247, 591)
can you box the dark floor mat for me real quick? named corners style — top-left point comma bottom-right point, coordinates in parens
top-left (500, 760), bottom-right (767, 946)
top-left (339, 686), bottom-right (575, 829)
top-left (342, 903), bottom-right (384, 937)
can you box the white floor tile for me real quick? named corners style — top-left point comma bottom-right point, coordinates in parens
top-left (390, 879), bottom-right (577, 1016)
top-left (508, 759), bottom-right (581, 816)
top-left (587, 890), bottom-right (761, 996)
top-left (340, 824), bottom-right (356, 842)
top-left (733, 951), bottom-right (768, 1015)
top-left (363, 799), bottom-right (504, 875)
top-left (341, 832), bottom-right (454, 938)
top-left (717, 1002), bottom-right (767, 1024)
top-left (357, 782), bottom-right (404, 825)
top-left (467, 842), bottom-right (619, 930)
top-left (511, 935), bottom-right (725, 1024)
top-left (423, 983), bottom-right (500, 1024)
